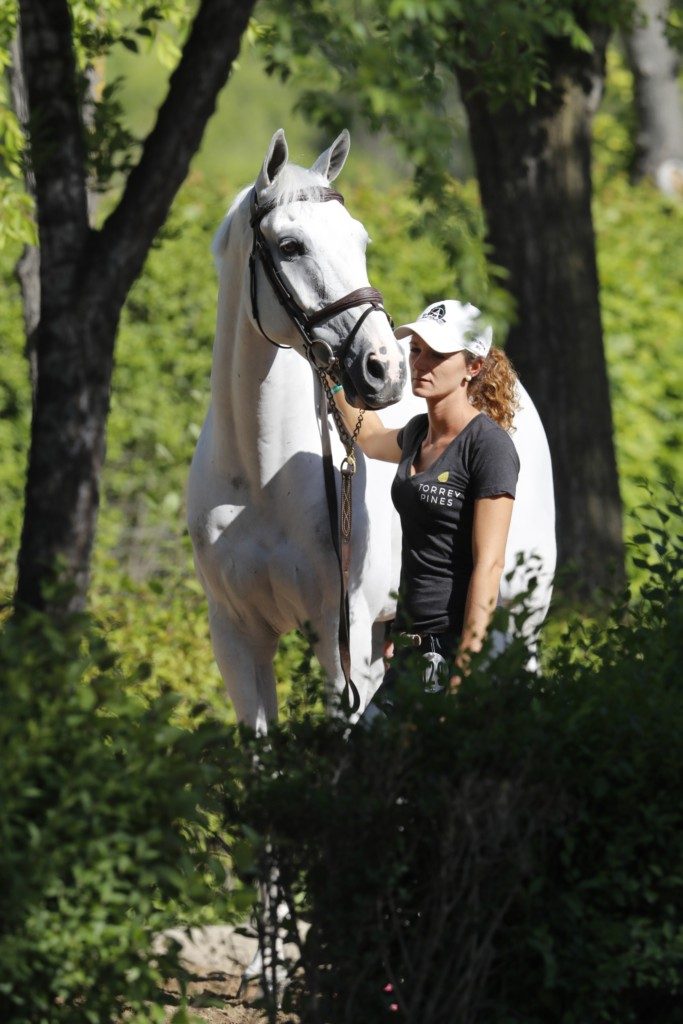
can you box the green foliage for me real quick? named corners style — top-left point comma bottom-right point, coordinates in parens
top-left (68, 1), bottom-right (193, 66)
top-left (221, 524), bottom-right (683, 1023)
top-left (0, 264), bottom-right (29, 579)
top-left (92, 563), bottom-right (230, 724)
top-left (106, 39), bottom-right (320, 190)
top-left (256, 0), bottom-right (636, 181)
top-left (0, 1), bottom-right (33, 247)
top-left (0, 607), bottom-right (234, 1024)
top-left (593, 50), bottom-right (683, 555)
top-left (0, 0), bottom-right (195, 247)
top-left (258, 0), bottom-right (637, 117)
top-left (664, 0), bottom-right (683, 53)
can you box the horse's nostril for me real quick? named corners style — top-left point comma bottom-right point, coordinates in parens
top-left (366, 356), bottom-right (387, 383)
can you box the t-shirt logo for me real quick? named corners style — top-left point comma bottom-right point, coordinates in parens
top-left (420, 303), bottom-right (446, 323)
top-left (437, 471), bottom-right (449, 482)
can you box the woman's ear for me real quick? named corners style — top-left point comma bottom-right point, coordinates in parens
top-left (468, 356), bottom-right (485, 378)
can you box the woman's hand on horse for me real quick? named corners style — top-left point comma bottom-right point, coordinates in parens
top-left (329, 383), bottom-right (402, 463)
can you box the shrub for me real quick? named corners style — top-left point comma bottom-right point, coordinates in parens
top-left (220, 517), bottom-right (683, 1023)
top-left (0, 608), bottom-right (232, 1024)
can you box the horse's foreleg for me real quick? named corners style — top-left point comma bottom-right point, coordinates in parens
top-left (208, 602), bottom-right (278, 731)
top-left (206, 604), bottom-right (288, 998)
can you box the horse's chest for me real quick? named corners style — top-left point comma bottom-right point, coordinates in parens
top-left (199, 493), bottom-right (336, 624)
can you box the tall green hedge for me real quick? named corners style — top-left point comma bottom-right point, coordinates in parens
top-left (219, 517), bottom-right (683, 1023)
top-left (1, 512), bottom-right (680, 1022)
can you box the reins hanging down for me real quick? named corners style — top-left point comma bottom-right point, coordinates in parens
top-left (248, 184), bottom-right (388, 714)
top-left (318, 373), bottom-right (364, 715)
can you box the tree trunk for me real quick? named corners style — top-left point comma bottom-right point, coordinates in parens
top-left (17, 306), bottom-right (120, 613)
top-left (457, 31), bottom-right (625, 596)
top-left (624, 0), bottom-right (683, 190)
top-left (15, 0), bottom-right (257, 614)
top-left (8, 34), bottom-right (103, 405)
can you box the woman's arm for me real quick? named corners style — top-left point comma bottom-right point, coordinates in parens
top-left (451, 494), bottom-right (514, 687)
top-left (328, 383), bottom-right (402, 463)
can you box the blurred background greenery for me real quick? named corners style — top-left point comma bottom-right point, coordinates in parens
top-left (1, 36), bottom-right (681, 721)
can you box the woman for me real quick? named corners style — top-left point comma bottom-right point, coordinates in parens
top-left (331, 299), bottom-right (520, 700)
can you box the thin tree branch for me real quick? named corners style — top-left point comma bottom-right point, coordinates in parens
top-left (95, 0), bottom-right (257, 310)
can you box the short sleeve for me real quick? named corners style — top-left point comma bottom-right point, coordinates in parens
top-left (397, 414), bottom-right (427, 456)
top-left (470, 426), bottom-right (520, 499)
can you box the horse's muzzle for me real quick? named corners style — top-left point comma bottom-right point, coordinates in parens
top-left (343, 350), bottom-right (407, 410)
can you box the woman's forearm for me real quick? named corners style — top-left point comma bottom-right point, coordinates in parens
top-left (452, 495), bottom-right (514, 685)
top-left (455, 562), bottom-right (504, 670)
top-left (327, 381), bottom-right (400, 462)
top-left (329, 384), bottom-right (381, 448)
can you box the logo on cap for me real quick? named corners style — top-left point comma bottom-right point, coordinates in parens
top-left (420, 303), bottom-right (446, 323)
top-left (464, 329), bottom-right (487, 355)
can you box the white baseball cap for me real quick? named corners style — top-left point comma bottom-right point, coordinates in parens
top-left (395, 300), bottom-right (493, 358)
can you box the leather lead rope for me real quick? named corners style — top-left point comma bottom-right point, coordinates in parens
top-left (319, 373), bottom-right (364, 715)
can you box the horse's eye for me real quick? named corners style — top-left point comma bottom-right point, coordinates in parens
top-left (278, 238), bottom-right (304, 259)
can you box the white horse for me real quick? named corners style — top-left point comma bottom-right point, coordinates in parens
top-left (188, 129), bottom-right (556, 732)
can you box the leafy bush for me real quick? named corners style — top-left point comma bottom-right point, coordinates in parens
top-left (220, 517), bottom-right (683, 1023)
top-left (0, 608), bottom-right (233, 1024)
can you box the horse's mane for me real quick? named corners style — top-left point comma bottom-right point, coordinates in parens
top-left (212, 185), bottom-right (250, 270)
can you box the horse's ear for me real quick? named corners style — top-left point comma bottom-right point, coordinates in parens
top-left (311, 129), bottom-right (350, 183)
top-left (256, 129), bottom-right (289, 191)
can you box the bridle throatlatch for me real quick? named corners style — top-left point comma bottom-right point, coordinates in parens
top-left (248, 185), bottom-right (391, 715)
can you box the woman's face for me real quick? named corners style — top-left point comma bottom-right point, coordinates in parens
top-left (408, 334), bottom-right (467, 399)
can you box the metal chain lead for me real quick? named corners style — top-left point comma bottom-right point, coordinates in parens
top-left (318, 373), bottom-right (363, 453)
top-left (319, 371), bottom-right (364, 453)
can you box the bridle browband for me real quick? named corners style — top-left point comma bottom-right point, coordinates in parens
top-left (248, 186), bottom-right (392, 377)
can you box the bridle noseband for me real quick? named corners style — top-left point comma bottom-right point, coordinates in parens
top-left (248, 186), bottom-right (392, 378)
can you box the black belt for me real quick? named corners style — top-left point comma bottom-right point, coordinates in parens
top-left (398, 631), bottom-right (444, 651)
top-left (400, 631), bottom-right (427, 648)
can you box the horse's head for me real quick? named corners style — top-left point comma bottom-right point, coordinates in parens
top-left (247, 129), bottom-right (407, 409)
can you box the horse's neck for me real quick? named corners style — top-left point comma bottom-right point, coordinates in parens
top-left (210, 279), bottom-right (320, 491)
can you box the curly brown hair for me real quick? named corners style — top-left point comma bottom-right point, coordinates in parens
top-left (466, 347), bottom-right (519, 432)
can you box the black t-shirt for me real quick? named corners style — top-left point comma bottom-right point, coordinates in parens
top-left (391, 412), bottom-right (520, 637)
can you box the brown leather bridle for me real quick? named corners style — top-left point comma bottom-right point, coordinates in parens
top-left (248, 184), bottom-right (393, 714)
top-left (248, 186), bottom-right (392, 379)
